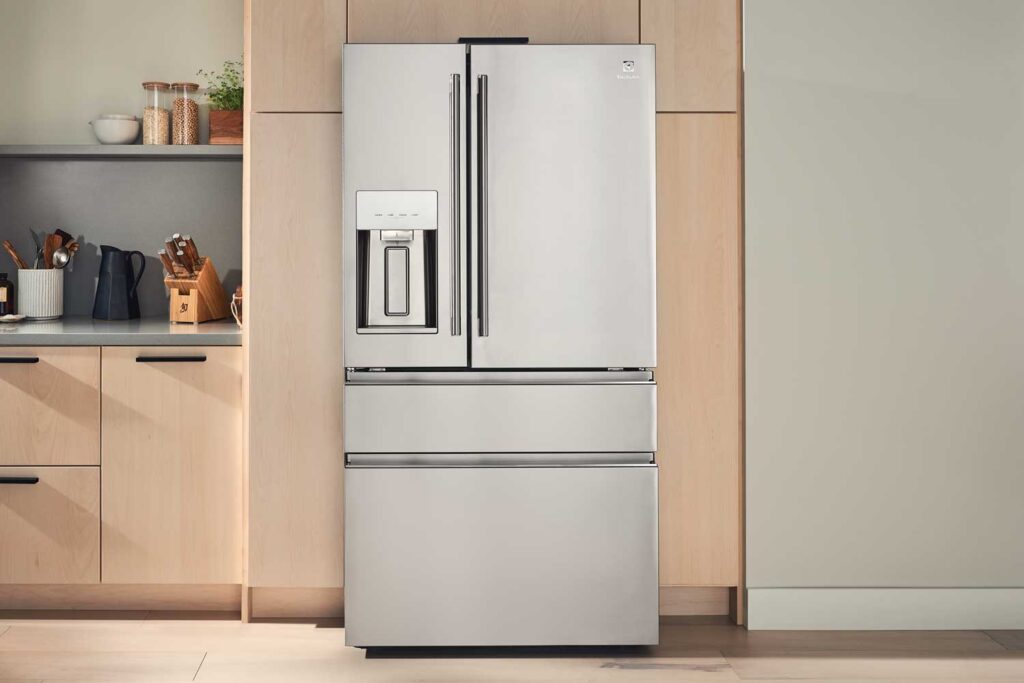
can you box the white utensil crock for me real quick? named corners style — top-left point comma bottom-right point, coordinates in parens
top-left (18, 269), bottom-right (64, 320)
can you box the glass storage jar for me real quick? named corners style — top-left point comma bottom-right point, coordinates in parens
top-left (170, 82), bottom-right (200, 145)
top-left (141, 82), bottom-right (170, 145)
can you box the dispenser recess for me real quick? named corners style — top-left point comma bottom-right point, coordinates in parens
top-left (356, 191), bottom-right (438, 333)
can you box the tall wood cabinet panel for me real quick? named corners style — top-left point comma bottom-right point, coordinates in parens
top-left (0, 347), bottom-right (100, 466)
top-left (348, 0), bottom-right (640, 43)
top-left (248, 0), bottom-right (347, 112)
top-left (657, 114), bottom-right (741, 586)
top-left (641, 0), bottom-right (739, 112)
top-left (246, 113), bottom-right (344, 588)
top-left (101, 347), bottom-right (242, 584)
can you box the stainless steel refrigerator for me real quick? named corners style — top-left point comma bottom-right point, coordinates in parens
top-left (343, 43), bottom-right (658, 647)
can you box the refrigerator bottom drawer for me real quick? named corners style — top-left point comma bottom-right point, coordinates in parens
top-left (344, 464), bottom-right (659, 647)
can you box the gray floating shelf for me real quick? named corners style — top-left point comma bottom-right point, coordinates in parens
top-left (0, 145), bottom-right (242, 159)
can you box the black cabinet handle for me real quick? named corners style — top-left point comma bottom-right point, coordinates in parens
top-left (0, 357), bottom-right (39, 364)
top-left (136, 355), bottom-right (207, 363)
top-left (0, 477), bottom-right (39, 485)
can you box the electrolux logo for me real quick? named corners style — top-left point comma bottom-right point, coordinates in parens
top-left (617, 60), bottom-right (639, 80)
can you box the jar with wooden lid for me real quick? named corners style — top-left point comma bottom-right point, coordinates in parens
top-left (141, 82), bottom-right (170, 144)
top-left (170, 82), bottom-right (200, 145)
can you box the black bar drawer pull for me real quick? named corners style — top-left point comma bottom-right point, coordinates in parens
top-left (0, 477), bottom-right (39, 485)
top-left (0, 357), bottom-right (39, 364)
top-left (136, 355), bottom-right (207, 363)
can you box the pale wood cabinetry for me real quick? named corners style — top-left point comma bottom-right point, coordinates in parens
top-left (246, 114), bottom-right (344, 589)
top-left (348, 0), bottom-right (639, 43)
top-left (101, 347), bottom-right (242, 584)
top-left (248, 0), bottom-right (347, 112)
top-left (0, 347), bottom-right (100, 466)
top-left (0, 466), bottom-right (100, 584)
top-left (656, 114), bottom-right (741, 587)
top-left (641, 0), bottom-right (739, 112)
top-left (244, 0), bottom-right (745, 619)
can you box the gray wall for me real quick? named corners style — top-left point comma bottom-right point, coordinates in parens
top-left (745, 0), bottom-right (1024, 625)
top-left (0, 159), bottom-right (241, 317)
top-left (0, 0), bottom-right (242, 144)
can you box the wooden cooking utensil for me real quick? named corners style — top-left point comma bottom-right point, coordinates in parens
top-left (43, 233), bottom-right (62, 269)
top-left (54, 229), bottom-right (74, 247)
top-left (2, 240), bottom-right (28, 270)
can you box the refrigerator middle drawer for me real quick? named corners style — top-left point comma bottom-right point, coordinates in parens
top-left (344, 382), bottom-right (655, 453)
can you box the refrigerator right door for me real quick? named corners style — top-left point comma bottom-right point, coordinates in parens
top-left (471, 45), bottom-right (656, 369)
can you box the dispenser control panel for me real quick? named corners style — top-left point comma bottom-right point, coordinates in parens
top-left (356, 191), bottom-right (438, 231)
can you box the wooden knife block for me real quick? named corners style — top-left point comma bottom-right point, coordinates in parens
top-left (164, 258), bottom-right (230, 324)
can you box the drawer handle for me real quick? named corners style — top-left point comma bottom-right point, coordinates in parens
top-left (136, 355), bottom-right (207, 363)
top-left (0, 477), bottom-right (39, 485)
top-left (0, 357), bottom-right (39, 364)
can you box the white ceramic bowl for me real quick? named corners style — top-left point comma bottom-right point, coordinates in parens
top-left (90, 117), bottom-right (139, 144)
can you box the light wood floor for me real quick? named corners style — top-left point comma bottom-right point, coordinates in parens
top-left (0, 613), bottom-right (1022, 681)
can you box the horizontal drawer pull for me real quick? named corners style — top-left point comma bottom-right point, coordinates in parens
top-left (136, 355), bottom-right (207, 363)
top-left (0, 476), bottom-right (39, 485)
top-left (0, 357), bottom-right (39, 364)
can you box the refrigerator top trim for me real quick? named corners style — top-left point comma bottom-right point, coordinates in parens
top-left (344, 43), bottom-right (657, 48)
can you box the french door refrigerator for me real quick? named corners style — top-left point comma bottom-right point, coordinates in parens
top-left (343, 43), bottom-right (658, 647)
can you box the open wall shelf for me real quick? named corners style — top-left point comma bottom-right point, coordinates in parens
top-left (0, 145), bottom-right (242, 159)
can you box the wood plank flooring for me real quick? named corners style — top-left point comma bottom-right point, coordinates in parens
top-left (0, 613), bottom-right (1021, 681)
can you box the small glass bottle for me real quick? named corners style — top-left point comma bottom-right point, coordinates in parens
top-left (170, 82), bottom-right (200, 145)
top-left (141, 82), bottom-right (170, 144)
top-left (0, 272), bottom-right (14, 316)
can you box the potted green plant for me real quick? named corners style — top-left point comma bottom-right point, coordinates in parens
top-left (198, 60), bottom-right (243, 144)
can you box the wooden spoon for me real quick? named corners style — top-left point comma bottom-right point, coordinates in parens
top-left (43, 233), bottom-right (62, 269)
top-left (2, 240), bottom-right (28, 270)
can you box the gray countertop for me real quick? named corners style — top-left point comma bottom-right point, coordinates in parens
top-left (0, 316), bottom-right (241, 346)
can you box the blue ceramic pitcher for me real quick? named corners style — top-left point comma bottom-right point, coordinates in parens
top-left (93, 245), bottom-right (145, 320)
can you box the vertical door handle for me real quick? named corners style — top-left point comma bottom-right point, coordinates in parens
top-left (478, 74), bottom-right (490, 337)
top-left (450, 73), bottom-right (462, 337)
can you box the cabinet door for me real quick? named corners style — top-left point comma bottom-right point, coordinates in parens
top-left (248, 0), bottom-right (347, 112)
top-left (247, 114), bottom-right (344, 588)
top-left (657, 114), bottom-right (741, 585)
top-left (641, 0), bottom-right (739, 112)
top-left (0, 347), bottom-right (100, 466)
top-left (101, 347), bottom-right (242, 584)
top-left (0, 466), bottom-right (99, 583)
top-left (348, 0), bottom-right (639, 43)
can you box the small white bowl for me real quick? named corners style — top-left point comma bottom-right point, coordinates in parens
top-left (90, 117), bottom-right (139, 144)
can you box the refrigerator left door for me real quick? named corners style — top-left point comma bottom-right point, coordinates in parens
top-left (344, 44), bottom-right (468, 368)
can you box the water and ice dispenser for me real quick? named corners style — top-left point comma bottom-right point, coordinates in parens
top-left (356, 191), bottom-right (438, 332)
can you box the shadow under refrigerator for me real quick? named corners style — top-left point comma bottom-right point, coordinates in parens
top-left (343, 43), bottom-right (658, 647)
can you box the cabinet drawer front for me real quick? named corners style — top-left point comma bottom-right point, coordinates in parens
top-left (0, 466), bottom-right (99, 584)
top-left (345, 464), bottom-right (659, 646)
top-left (345, 383), bottom-right (656, 453)
top-left (102, 347), bottom-right (242, 584)
top-left (0, 347), bottom-right (100, 466)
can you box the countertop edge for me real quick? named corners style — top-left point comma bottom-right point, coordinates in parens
top-left (0, 318), bottom-right (243, 347)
